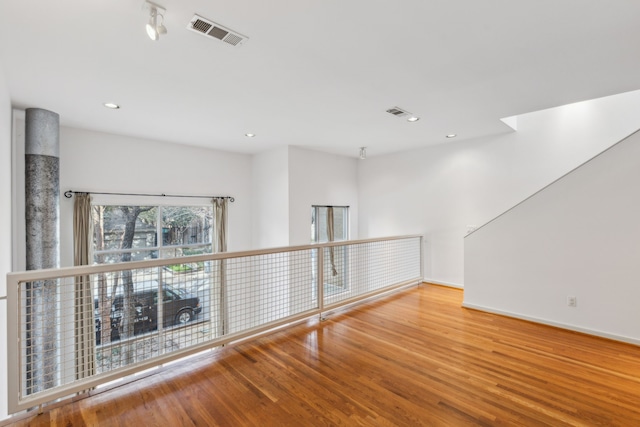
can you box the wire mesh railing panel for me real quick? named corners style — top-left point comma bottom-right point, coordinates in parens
top-left (322, 237), bottom-right (422, 306)
top-left (20, 277), bottom-right (71, 397)
top-left (92, 263), bottom-right (216, 376)
top-left (225, 249), bottom-right (318, 334)
top-left (8, 236), bottom-right (421, 412)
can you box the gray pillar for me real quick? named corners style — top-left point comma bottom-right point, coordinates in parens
top-left (25, 108), bottom-right (60, 394)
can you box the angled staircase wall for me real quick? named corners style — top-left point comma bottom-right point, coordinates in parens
top-left (464, 129), bottom-right (640, 344)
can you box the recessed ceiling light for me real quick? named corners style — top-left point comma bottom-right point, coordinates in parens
top-left (446, 134), bottom-right (457, 138)
top-left (103, 103), bottom-right (120, 109)
top-left (407, 116), bottom-right (420, 122)
top-left (245, 133), bottom-right (255, 137)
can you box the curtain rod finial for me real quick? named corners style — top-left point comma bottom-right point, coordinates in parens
top-left (64, 191), bottom-right (73, 198)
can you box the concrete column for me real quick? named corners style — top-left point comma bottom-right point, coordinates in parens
top-left (24, 108), bottom-right (60, 394)
top-left (25, 108), bottom-right (60, 270)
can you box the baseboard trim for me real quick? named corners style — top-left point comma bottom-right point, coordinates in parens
top-left (462, 302), bottom-right (640, 346)
top-left (423, 278), bottom-right (464, 289)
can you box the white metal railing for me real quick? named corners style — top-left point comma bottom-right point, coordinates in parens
top-left (6, 235), bottom-right (423, 413)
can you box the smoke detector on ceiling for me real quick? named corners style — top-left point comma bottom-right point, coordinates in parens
top-left (187, 15), bottom-right (248, 47)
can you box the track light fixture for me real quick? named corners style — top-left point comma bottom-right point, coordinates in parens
top-left (144, 1), bottom-right (167, 41)
top-left (359, 147), bottom-right (367, 160)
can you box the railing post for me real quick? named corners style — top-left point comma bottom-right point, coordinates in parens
top-left (157, 267), bottom-right (165, 353)
top-left (6, 276), bottom-right (20, 413)
top-left (420, 236), bottom-right (425, 282)
top-left (317, 247), bottom-right (324, 320)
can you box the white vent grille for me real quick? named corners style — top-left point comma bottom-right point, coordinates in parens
top-left (386, 107), bottom-right (411, 117)
top-left (187, 15), bottom-right (248, 47)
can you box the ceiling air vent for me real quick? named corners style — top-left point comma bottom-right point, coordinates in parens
top-left (187, 14), bottom-right (248, 47)
top-left (386, 107), bottom-right (411, 118)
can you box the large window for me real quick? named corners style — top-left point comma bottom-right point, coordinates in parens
top-left (92, 205), bottom-right (213, 264)
top-left (91, 204), bottom-right (216, 347)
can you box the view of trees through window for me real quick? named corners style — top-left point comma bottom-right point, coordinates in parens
top-left (93, 205), bottom-right (213, 264)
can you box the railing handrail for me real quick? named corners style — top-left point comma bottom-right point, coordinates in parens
top-left (7, 234), bottom-right (424, 282)
top-left (94, 242), bottom-right (212, 257)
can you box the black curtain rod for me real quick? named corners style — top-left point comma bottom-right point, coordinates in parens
top-left (64, 190), bottom-right (235, 202)
top-left (312, 205), bottom-right (349, 208)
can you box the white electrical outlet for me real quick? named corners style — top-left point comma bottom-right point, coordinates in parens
top-left (567, 296), bottom-right (577, 307)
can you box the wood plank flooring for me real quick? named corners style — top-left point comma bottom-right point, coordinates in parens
top-left (6, 284), bottom-right (640, 426)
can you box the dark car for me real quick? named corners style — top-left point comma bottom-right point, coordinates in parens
top-left (95, 282), bottom-right (201, 344)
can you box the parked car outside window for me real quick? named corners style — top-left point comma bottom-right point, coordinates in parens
top-left (95, 282), bottom-right (201, 344)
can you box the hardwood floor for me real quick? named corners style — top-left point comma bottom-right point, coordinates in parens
top-left (6, 284), bottom-right (640, 426)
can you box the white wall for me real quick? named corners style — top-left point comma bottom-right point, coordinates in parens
top-left (61, 127), bottom-right (253, 263)
top-left (251, 146), bottom-right (359, 248)
top-left (464, 129), bottom-right (640, 344)
top-left (288, 146), bottom-right (359, 245)
top-left (13, 124), bottom-right (254, 269)
top-left (358, 90), bottom-right (640, 286)
top-left (251, 147), bottom-right (290, 249)
top-left (286, 146), bottom-right (359, 317)
top-left (0, 63), bottom-right (12, 420)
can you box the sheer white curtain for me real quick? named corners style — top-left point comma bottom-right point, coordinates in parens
top-left (213, 198), bottom-right (228, 336)
top-left (73, 193), bottom-right (95, 379)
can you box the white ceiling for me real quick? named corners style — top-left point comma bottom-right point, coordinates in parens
top-left (1, 0), bottom-right (640, 158)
